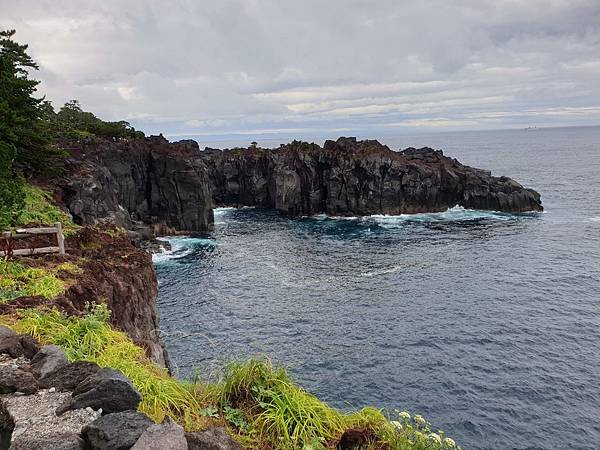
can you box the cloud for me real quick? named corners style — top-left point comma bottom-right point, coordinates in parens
top-left (2, 0), bottom-right (600, 138)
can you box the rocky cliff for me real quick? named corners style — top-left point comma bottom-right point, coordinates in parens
top-left (56, 136), bottom-right (542, 238)
top-left (202, 137), bottom-right (543, 216)
top-left (0, 226), bottom-right (169, 368)
top-left (59, 136), bottom-right (213, 234)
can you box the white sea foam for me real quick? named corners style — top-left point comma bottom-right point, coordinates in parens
top-left (310, 205), bottom-right (520, 226)
top-left (152, 236), bottom-right (216, 264)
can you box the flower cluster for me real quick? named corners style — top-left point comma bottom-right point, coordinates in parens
top-left (383, 410), bottom-right (460, 449)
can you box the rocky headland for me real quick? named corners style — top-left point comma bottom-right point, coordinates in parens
top-left (55, 136), bottom-right (542, 236)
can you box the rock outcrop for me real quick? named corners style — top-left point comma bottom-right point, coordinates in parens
top-left (55, 136), bottom-right (542, 239)
top-left (0, 226), bottom-right (169, 369)
top-left (60, 136), bottom-right (213, 234)
top-left (202, 137), bottom-right (543, 216)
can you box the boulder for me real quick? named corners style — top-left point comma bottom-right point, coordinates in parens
top-left (0, 334), bottom-right (40, 359)
top-left (186, 427), bottom-right (244, 450)
top-left (31, 345), bottom-right (68, 379)
top-left (131, 417), bottom-right (187, 450)
top-left (39, 361), bottom-right (101, 391)
top-left (0, 365), bottom-right (38, 394)
top-left (0, 326), bottom-right (16, 340)
top-left (82, 410), bottom-right (153, 450)
top-left (57, 368), bottom-right (141, 416)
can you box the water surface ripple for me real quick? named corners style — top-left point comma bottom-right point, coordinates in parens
top-left (155, 127), bottom-right (600, 450)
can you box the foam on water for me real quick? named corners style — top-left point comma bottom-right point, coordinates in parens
top-left (152, 236), bottom-right (216, 264)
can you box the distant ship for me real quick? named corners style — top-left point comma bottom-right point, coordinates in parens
top-left (524, 126), bottom-right (539, 130)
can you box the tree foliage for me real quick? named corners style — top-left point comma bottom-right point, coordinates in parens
top-left (0, 30), bottom-right (144, 229)
top-left (0, 29), bottom-right (65, 176)
top-left (45, 99), bottom-right (145, 140)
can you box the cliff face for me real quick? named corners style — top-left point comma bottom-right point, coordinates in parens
top-left (202, 137), bottom-right (543, 216)
top-left (57, 136), bottom-right (542, 234)
top-left (60, 136), bottom-right (213, 234)
top-left (0, 227), bottom-right (168, 368)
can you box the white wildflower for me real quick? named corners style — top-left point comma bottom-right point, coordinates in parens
top-left (390, 420), bottom-right (403, 430)
top-left (399, 411), bottom-right (411, 420)
top-left (414, 414), bottom-right (426, 425)
top-left (429, 433), bottom-right (442, 444)
top-left (444, 437), bottom-right (456, 448)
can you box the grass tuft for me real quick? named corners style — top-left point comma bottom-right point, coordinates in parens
top-left (219, 358), bottom-right (346, 449)
top-left (0, 260), bottom-right (65, 303)
top-left (16, 184), bottom-right (77, 233)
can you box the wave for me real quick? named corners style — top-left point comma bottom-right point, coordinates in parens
top-left (309, 206), bottom-right (529, 227)
top-left (152, 236), bottom-right (216, 264)
top-left (370, 206), bottom-right (517, 227)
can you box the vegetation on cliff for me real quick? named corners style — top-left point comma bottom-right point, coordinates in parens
top-left (0, 29), bottom-right (143, 229)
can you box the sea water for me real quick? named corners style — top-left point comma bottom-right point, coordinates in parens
top-left (154, 126), bottom-right (600, 450)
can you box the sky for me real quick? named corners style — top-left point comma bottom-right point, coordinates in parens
top-left (3, 0), bottom-right (600, 141)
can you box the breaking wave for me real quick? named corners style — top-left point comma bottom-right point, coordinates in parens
top-left (152, 236), bottom-right (216, 264)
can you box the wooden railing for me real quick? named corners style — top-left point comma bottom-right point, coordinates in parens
top-left (1, 222), bottom-right (65, 257)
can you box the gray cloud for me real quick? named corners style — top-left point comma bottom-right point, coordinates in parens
top-left (3, 0), bottom-right (600, 139)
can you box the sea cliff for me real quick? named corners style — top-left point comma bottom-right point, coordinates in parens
top-left (55, 136), bottom-right (542, 236)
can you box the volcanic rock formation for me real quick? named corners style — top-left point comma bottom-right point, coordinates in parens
top-left (202, 137), bottom-right (543, 216)
top-left (57, 136), bottom-right (542, 234)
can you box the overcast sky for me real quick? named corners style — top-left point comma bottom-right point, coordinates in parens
top-left (3, 0), bottom-right (600, 140)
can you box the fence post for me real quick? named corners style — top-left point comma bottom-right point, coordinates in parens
top-left (55, 222), bottom-right (65, 255)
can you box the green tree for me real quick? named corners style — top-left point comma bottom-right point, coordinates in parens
top-left (48, 98), bottom-right (145, 140)
top-left (0, 29), bottom-right (65, 177)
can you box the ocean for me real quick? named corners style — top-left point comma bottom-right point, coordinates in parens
top-left (154, 126), bottom-right (600, 450)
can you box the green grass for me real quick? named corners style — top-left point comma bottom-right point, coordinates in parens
top-left (16, 184), bottom-right (77, 233)
top-left (218, 358), bottom-right (347, 448)
top-left (5, 306), bottom-right (460, 450)
top-left (11, 304), bottom-right (206, 426)
top-left (0, 260), bottom-right (65, 303)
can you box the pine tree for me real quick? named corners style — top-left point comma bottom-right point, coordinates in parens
top-left (0, 29), bottom-right (63, 228)
top-left (0, 29), bottom-right (65, 177)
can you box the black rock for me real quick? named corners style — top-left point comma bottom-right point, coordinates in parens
top-left (82, 410), bottom-right (153, 450)
top-left (0, 334), bottom-right (40, 359)
top-left (131, 417), bottom-right (187, 450)
top-left (39, 361), bottom-right (101, 391)
top-left (57, 368), bottom-right (141, 416)
top-left (0, 365), bottom-right (38, 394)
top-left (0, 326), bottom-right (16, 340)
top-left (186, 427), bottom-right (244, 450)
top-left (31, 345), bottom-right (68, 379)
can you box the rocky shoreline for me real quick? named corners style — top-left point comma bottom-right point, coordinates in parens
top-left (1, 135), bottom-right (541, 449)
top-left (54, 136), bottom-right (542, 236)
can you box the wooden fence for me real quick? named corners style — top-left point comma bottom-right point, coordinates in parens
top-left (1, 222), bottom-right (65, 257)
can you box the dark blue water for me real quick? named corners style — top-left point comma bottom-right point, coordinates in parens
top-left (155, 126), bottom-right (600, 450)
